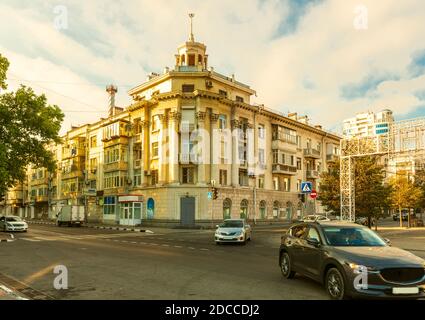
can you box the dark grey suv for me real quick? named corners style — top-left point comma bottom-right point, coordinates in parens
top-left (279, 221), bottom-right (425, 299)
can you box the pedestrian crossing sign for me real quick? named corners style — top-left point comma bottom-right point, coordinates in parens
top-left (301, 182), bottom-right (312, 193)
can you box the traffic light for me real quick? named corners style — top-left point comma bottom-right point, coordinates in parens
top-left (212, 187), bottom-right (218, 200)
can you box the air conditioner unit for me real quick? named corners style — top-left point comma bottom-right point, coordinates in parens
top-left (134, 159), bottom-right (141, 168)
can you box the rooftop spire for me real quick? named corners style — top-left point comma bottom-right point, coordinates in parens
top-left (188, 13), bottom-right (195, 41)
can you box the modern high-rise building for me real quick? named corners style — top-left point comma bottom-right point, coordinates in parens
top-left (1, 21), bottom-right (341, 226)
top-left (342, 109), bottom-right (394, 138)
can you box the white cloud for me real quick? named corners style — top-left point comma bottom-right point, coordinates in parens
top-left (1, 0), bottom-right (425, 135)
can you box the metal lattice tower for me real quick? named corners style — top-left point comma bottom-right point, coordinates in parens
top-left (340, 117), bottom-right (425, 221)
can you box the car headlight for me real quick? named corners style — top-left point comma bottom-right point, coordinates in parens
top-left (347, 262), bottom-right (379, 274)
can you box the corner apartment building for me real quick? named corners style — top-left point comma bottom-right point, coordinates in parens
top-left (1, 31), bottom-right (340, 226)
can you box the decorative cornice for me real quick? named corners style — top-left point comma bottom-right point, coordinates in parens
top-left (141, 120), bottom-right (150, 128)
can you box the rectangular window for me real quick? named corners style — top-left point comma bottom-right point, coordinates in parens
top-left (182, 167), bottom-right (194, 184)
top-left (297, 179), bottom-right (301, 192)
top-left (239, 169), bottom-right (248, 186)
top-left (151, 170), bottom-right (158, 185)
top-left (182, 84), bottom-right (195, 93)
top-left (219, 170), bottom-right (227, 185)
top-left (259, 149), bottom-right (265, 165)
top-left (297, 157), bottom-right (302, 170)
top-left (258, 125), bottom-right (265, 139)
top-left (151, 115), bottom-right (159, 131)
top-left (258, 175), bottom-right (265, 189)
top-left (235, 96), bottom-right (244, 103)
top-left (90, 158), bottom-right (97, 172)
top-left (218, 114), bottom-right (227, 129)
top-left (103, 196), bottom-right (116, 215)
top-left (134, 169), bottom-right (142, 187)
top-left (283, 178), bottom-right (291, 192)
top-left (273, 177), bottom-right (279, 191)
top-left (152, 142), bottom-right (159, 158)
top-left (219, 89), bottom-right (227, 97)
top-left (90, 136), bottom-right (97, 148)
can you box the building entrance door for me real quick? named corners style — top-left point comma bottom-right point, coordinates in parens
top-left (180, 197), bottom-right (195, 226)
top-left (120, 203), bottom-right (132, 225)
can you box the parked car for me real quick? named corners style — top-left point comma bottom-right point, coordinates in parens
top-left (215, 219), bottom-right (252, 245)
top-left (393, 211), bottom-right (415, 221)
top-left (303, 215), bottom-right (330, 222)
top-left (279, 221), bottom-right (425, 299)
top-left (355, 217), bottom-right (375, 226)
top-left (0, 216), bottom-right (28, 232)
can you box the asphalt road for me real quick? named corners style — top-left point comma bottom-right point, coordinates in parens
top-left (1, 221), bottom-right (424, 300)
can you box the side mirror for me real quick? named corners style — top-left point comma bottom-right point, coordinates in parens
top-left (384, 238), bottom-right (391, 246)
top-left (215, 225), bottom-right (219, 228)
top-left (307, 238), bottom-right (321, 247)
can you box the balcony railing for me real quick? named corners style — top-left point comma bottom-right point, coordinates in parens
top-left (179, 153), bottom-right (198, 164)
top-left (272, 133), bottom-right (297, 145)
top-left (272, 164), bottom-right (297, 175)
top-left (303, 148), bottom-right (321, 158)
top-left (307, 170), bottom-right (320, 179)
top-left (103, 162), bottom-right (128, 173)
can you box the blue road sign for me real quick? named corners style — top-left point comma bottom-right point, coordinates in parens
top-left (301, 181), bottom-right (313, 193)
top-left (207, 191), bottom-right (213, 200)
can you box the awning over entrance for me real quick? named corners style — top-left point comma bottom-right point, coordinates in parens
top-left (118, 195), bottom-right (144, 203)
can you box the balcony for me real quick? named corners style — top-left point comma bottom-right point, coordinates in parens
top-left (179, 153), bottom-right (198, 164)
top-left (61, 170), bottom-right (84, 180)
top-left (180, 122), bottom-right (195, 133)
top-left (103, 162), bottom-right (128, 173)
top-left (307, 170), bottom-right (320, 179)
top-left (31, 177), bottom-right (48, 186)
top-left (272, 164), bottom-right (297, 175)
top-left (272, 134), bottom-right (297, 153)
top-left (62, 147), bottom-right (85, 159)
top-left (103, 136), bottom-right (129, 148)
top-left (35, 195), bottom-right (48, 203)
top-left (326, 154), bottom-right (339, 163)
top-left (303, 148), bottom-right (321, 159)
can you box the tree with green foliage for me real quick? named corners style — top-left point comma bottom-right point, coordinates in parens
top-left (413, 169), bottom-right (425, 220)
top-left (389, 175), bottom-right (423, 227)
top-left (319, 156), bottom-right (390, 228)
top-left (0, 53), bottom-right (64, 196)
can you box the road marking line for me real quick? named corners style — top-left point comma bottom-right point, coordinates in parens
top-left (161, 244), bottom-right (170, 247)
top-left (188, 247), bottom-right (195, 250)
top-left (131, 242), bottom-right (137, 244)
top-left (20, 238), bottom-right (41, 242)
top-left (174, 245), bottom-right (182, 248)
top-left (200, 248), bottom-right (209, 251)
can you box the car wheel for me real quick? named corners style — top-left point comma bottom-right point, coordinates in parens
top-left (215, 241), bottom-right (220, 245)
top-left (325, 268), bottom-right (347, 300)
top-left (280, 252), bottom-right (295, 279)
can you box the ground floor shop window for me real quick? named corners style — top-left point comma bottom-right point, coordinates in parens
top-left (273, 201), bottom-right (280, 219)
top-left (103, 196), bottom-right (116, 215)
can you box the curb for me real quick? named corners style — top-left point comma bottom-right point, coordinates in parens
top-left (27, 221), bottom-right (153, 234)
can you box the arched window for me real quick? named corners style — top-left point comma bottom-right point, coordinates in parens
top-left (198, 54), bottom-right (203, 65)
top-left (223, 198), bottom-right (232, 220)
top-left (273, 201), bottom-right (280, 219)
top-left (240, 199), bottom-right (248, 219)
top-left (147, 198), bottom-right (155, 219)
top-left (259, 200), bottom-right (267, 219)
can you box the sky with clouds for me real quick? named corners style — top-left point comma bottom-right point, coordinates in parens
top-left (1, 0), bottom-right (425, 134)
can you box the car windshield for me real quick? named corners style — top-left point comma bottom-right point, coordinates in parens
top-left (220, 220), bottom-right (243, 228)
top-left (6, 217), bottom-right (22, 222)
top-left (323, 227), bottom-right (386, 247)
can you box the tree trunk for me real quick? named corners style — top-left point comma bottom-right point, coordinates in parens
top-left (399, 207), bottom-right (402, 228)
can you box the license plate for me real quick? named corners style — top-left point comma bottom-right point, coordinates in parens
top-left (392, 287), bottom-right (419, 295)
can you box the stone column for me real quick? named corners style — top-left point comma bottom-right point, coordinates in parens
top-left (210, 112), bottom-right (219, 185)
top-left (168, 111), bottom-right (181, 185)
top-left (231, 118), bottom-right (240, 187)
top-left (196, 110), bottom-right (207, 185)
top-left (158, 114), bottom-right (168, 185)
top-left (141, 119), bottom-right (150, 187)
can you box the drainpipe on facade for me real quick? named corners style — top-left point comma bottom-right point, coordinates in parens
top-left (253, 111), bottom-right (257, 225)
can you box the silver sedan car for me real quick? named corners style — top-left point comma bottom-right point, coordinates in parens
top-left (215, 219), bottom-right (252, 245)
top-left (0, 216), bottom-right (28, 232)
